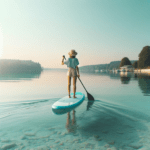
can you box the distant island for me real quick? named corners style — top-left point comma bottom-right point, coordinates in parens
top-left (0, 59), bottom-right (43, 74)
top-left (44, 68), bottom-right (67, 70)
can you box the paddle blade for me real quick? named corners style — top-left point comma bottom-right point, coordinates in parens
top-left (87, 92), bottom-right (94, 100)
top-left (87, 100), bottom-right (94, 111)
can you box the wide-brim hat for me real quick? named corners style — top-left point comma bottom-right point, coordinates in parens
top-left (68, 49), bottom-right (78, 56)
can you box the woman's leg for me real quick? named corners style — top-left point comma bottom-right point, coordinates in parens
top-left (68, 76), bottom-right (71, 98)
top-left (73, 76), bottom-right (77, 98)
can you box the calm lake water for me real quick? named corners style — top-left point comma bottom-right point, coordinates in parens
top-left (0, 70), bottom-right (150, 150)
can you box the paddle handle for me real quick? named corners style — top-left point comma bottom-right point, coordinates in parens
top-left (77, 77), bottom-right (88, 93)
top-left (63, 55), bottom-right (66, 60)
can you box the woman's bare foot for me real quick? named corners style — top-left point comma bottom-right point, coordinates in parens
top-left (73, 95), bottom-right (77, 98)
top-left (69, 95), bottom-right (71, 98)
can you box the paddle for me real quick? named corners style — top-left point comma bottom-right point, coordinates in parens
top-left (63, 55), bottom-right (66, 60)
top-left (77, 77), bottom-right (94, 100)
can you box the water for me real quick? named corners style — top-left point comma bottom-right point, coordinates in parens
top-left (0, 70), bottom-right (150, 150)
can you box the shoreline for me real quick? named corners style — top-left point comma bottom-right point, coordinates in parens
top-left (134, 69), bottom-right (150, 74)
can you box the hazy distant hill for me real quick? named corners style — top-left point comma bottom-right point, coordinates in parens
top-left (107, 61), bottom-right (121, 70)
top-left (79, 60), bottom-right (137, 72)
top-left (0, 59), bottom-right (42, 74)
top-left (44, 68), bottom-right (67, 70)
top-left (79, 64), bottom-right (108, 72)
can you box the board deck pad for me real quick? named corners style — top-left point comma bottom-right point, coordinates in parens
top-left (52, 92), bottom-right (85, 114)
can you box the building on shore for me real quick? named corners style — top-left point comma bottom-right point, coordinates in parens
top-left (100, 69), bottom-right (106, 73)
top-left (134, 69), bottom-right (150, 74)
top-left (95, 70), bottom-right (100, 73)
top-left (115, 69), bottom-right (120, 73)
top-left (120, 65), bottom-right (134, 72)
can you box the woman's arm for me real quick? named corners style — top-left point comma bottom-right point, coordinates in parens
top-left (76, 66), bottom-right (80, 77)
top-left (61, 56), bottom-right (65, 65)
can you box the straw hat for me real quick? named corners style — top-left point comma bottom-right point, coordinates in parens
top-left (68, 49), bottom-right (78, 56)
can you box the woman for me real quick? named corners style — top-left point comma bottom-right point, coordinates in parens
top-left (62, 50), bottom-right (80, 98)
top-left (66, 110), bottom-right (77, 133)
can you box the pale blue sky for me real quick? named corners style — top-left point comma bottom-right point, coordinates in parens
top-left (0, 0), bottom-right (150, 68)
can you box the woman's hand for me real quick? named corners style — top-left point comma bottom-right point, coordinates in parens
top-left (76, 66), bottom-right (80, 77)
top-left (61, 56), bottom-right (65, 65)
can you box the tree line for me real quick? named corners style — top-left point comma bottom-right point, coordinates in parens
top-left (0, 59), bottom-right (43, 74)
top-left (79, 45), bottom-right (150, 72)
top-left (120, 46), bottom-right (150, 69)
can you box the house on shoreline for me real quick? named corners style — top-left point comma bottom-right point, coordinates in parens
top-left (120, 65), bottom-right (134, 72)
top-left (134, 69), bottom-right (150, 73)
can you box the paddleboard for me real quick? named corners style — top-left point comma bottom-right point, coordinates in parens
top-left (52, 92), bottom-right (85, 114)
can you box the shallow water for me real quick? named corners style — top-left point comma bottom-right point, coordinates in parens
top-left (0, 70), bottom-right (150, 150)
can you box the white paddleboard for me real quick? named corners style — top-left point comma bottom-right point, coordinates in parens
top-left (52, 92), bottom-right (85, 113)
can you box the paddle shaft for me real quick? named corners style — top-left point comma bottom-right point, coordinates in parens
top-left (77, 77), bottom-right (88, 93)
top-left (77, 76), bottom-right (95, 100)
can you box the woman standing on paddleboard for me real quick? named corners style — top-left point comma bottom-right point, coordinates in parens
top-left (62, 50), bottom-right (80, 98)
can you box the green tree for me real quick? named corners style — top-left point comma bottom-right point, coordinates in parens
top-left (119, 57), bottom-right (132, 67)
top-left (138, 46), bottom-right (150, 69)
top-left (0, 59), bottom-right (42, 74)
top-left (132, 61), bottom-right (138, 69)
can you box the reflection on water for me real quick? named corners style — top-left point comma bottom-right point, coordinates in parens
top-left (133, 73), bottom-right (138, 81)
top-left (120, 72), bottom-right (132, 77)
top-left (1, 70), bottom-right (150, 149)
top-left (120, 76), bottom-right (131, 84)
top-left (66, 110), bottom-right (77, 133)
top-left (120, 72), bottom-right (132, 84)
top-left (84, 71), bottom-right (150, 96)
top-left (0, 72), bottom-right (41, 81)
top-left (77, 100), bottom-right (150, 149)
top-left (138, 74), bottom-right (150, 96)
top-left (87, 100), bottom-right (95, 111)
top-left (109, 72), bottom-right (120, 79)
top-left (52, 107), bottom-right (72, 115)
top-left (107, 71), bottom-right (150, 96)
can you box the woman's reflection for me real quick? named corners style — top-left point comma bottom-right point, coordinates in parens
top-left (66, 110), bottom-right (77, 133)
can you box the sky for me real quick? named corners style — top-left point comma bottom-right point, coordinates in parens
top-left (0, 0), bottom-right (150, 68)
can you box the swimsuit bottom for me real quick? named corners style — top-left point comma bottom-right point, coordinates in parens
top-left (67, 67), bottom-right (77, 77)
